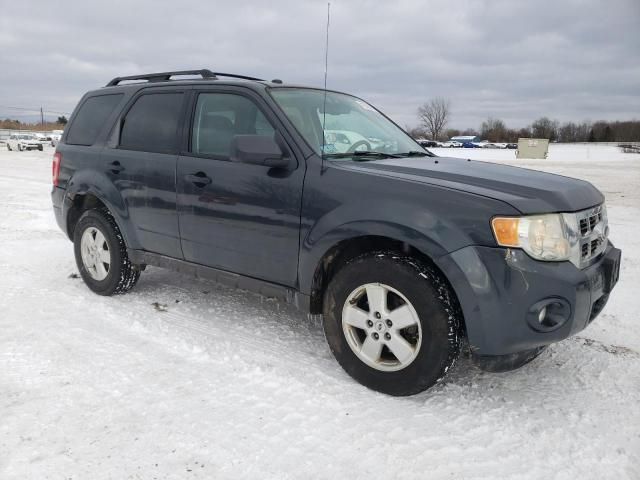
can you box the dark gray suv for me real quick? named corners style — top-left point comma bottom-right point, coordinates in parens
top-left (51, 69), bottom-right (622, 395)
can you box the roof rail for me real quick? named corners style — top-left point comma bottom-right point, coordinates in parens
top-left (211, 72), bottom-right (266, 82)
top-left (105, 69), bottom-right (265, 87)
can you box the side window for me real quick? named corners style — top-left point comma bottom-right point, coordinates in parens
top-left (65, 94), bottom-right (123, 146)
top-left (191, 93), bottom-right (275, 158)
top-left (120, 92), bottom-right (184, 154)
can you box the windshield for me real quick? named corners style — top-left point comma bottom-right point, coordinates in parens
top-left (270, 88), bottom-right (424, 158)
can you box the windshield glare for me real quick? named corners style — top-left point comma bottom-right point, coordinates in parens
top-left (270, 88), bottom-right (421, 157)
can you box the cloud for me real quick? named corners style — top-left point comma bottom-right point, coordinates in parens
top-left (1, 0), bottom-right (638, 128)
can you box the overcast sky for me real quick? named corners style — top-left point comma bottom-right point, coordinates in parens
top-left (1, 0), bottom-right (638, 129)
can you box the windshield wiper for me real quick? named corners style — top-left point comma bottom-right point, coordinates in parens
top-left (323, 151), bottom-right (403, 160)
top-left (396, 150), bottom-right (435, 157)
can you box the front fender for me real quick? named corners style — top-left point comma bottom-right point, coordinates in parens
top-left (299, 211), bottom-right (461, 295)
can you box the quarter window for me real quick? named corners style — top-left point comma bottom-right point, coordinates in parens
top-left (66, 94), bottom-right (123, 146)
top-left (120, 93), bottom-right (184, 154)
top-left (191, 93), bottom-right (275, 158)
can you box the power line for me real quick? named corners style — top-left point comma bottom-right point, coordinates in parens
top-left (0, 105), bottom-right (71, 115)
top-left (0, 112), bottom-right (51, 118)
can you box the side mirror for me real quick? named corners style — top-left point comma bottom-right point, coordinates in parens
top-left (230, 135), bottom-right (289, 168)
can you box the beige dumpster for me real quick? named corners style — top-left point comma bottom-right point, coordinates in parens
top-left (516, 138), bottom-right (549, 159)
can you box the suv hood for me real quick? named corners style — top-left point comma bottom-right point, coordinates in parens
top-left (339, 156), bottom-right (604, 214)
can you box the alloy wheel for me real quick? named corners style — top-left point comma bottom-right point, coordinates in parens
top-left (341, 283), bottom-right (422, 372)
top-left (80, 226), bottom-right (111, 281)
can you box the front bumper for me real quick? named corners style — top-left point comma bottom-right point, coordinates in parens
top-left (439, 242), bottom-right (621, 358)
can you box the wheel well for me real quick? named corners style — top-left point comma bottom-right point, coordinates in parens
top-left (66, 193), bottom-right (108, 239)
top-left (308, 235), bottom-right (467, 335)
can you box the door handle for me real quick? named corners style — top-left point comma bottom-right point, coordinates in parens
top-left (185, 171), bottom-right (212, 187)
top-left (109, 161), bottom-right (124, 174)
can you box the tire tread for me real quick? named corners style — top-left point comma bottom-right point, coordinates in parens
top-left (74, 208), bottom-right (140, 295)
top-left (323, 250), bottom-right (462, 395)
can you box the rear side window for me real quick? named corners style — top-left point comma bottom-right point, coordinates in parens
top-left (120, 93), bottom-right (184, 154)
top-left (66, 94), bottom-right (123, 145)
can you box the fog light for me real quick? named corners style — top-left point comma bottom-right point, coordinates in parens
top-left (527, 298), bottom-right (571, 332)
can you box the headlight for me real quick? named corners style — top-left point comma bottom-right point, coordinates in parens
top-left (492, 213), bottom-right (582, 265)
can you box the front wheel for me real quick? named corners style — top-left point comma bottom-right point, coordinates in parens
top-left (73, 209), bottom-right (140, 295)
top-left (323, 252), bottom-right (460, 396)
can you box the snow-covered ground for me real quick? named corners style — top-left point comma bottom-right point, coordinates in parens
top-left (1, 144), bottom-right (639, 479)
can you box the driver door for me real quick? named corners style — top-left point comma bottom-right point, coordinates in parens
top-left (177, 89), bottom-right (304, 287)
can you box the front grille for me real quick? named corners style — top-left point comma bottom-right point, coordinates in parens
top-left (577, 205), bottom-right (608, 267)
top-left (579, 210), bottom-right (603, 236)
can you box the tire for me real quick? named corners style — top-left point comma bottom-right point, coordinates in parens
top-left (38, 145), bottom-right (43, 151)
top-left (17, 144), bottom-right (22, 152)
top-left (6, 144), bottom-right (10, 151)
top-left (73, 208), bottom-right (140, 296)
top-left (323, 252), bottom-right (460, 396)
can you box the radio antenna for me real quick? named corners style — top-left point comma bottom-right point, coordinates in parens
top-left (321, 2), bottom-right (330, 167)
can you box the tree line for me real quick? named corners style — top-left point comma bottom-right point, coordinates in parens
top-left (412, 98), bottom-right (640, 143)
top-left (0, 116), bottom-right (68, 130)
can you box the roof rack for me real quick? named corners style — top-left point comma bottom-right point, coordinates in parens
top-left (105, 69), bottom-right (265, 87)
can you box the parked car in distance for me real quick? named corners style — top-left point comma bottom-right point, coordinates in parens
top-left (441, 140), bottom-right (462, 148)
top-left (7, 134), bottom-right (43, 151)
top-left (462, 141), bottom-right (481, 148)
top-left (417, 139), bottom-right (439, 148)
top-left (51, 68), bottom-right (621, 396)
top-left (50, 130), bottom-right (64, 147)
top-left (34, 133), bottom-right (52, 143)
top-left (481, 142), bottom-right (508, 149)
top-left (506, 143), bottom-right (517, 149)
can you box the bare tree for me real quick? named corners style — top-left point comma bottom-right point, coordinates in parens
top-left (445, 128), bottom-right (461, 139)
top-left (531, 117), bottom-right (559, 140)
top-left (405, 126), bottom-right (427, 139)
top-left (417, 97), bottom-right (450, 140)
top-left (480, 117), bottom-right (507, 142)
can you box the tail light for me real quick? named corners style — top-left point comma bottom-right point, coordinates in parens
top-left (52, 152), bottom-right (62, 186)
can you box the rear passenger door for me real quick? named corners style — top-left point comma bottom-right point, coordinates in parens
top-left (176, 88), bottom-right (304, 287)
top-left (102, 89), bottom-right (187, 258)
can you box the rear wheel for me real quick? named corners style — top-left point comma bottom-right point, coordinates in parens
top-left (73, 209), bottom-right (140, 295)
top-left (6, 144), bottom-right (11, 151)
top-left (323, 252), bottom-right (460, 396)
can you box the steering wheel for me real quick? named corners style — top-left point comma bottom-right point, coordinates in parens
top-left (346, 140), bottom-right (372, 153)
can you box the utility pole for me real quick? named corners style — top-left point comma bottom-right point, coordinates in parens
top-left (40, 106), bottom-right (44, 129)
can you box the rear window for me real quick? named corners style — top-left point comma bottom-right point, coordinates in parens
top-left (120, 92), bottom-right (184, 154)
top-left (66, 94), bottom-right (123, 145)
